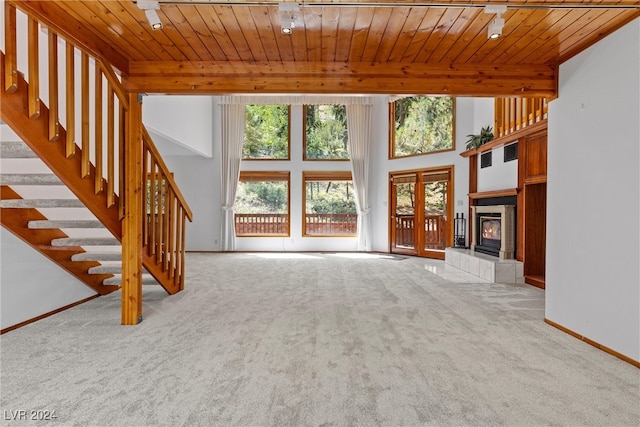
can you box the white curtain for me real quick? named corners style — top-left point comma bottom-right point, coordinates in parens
top-left (220, 103), bottom-right (245, 251)
top-left (346, 104), bottom-right (372, 251)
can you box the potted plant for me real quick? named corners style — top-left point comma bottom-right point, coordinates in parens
top-left (465, 126), bottom-right (494, 150)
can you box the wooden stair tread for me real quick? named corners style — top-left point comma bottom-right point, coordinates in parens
top-left (0, 173), bottom-right (63, 185)
top-left (0, 140), bottom-right (37, 158)
top-left (0, 199), bottom-right (85, 208)
top-left (28, 219), bottom-right (105, 229)
top-left (51, 236), bottom-right (120, 246)
top-left (71, 252), bottom-right (122, 261)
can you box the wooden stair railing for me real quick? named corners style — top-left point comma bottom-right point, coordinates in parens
top-left (494, 97), bottom-right (548, 139)
top-left (1, 3), bottom-right (193, 325)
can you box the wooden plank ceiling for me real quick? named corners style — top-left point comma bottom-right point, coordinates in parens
top-left (13, 0), bottom-right (640, 96)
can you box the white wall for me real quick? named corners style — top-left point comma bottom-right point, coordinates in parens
top-left (472, 97), bottom-right (518, 193)
top-left (159, 96), bottom-right (489, 252)
top-left (472, 98), bottom-right (494, 133)
top-left (546, 18), bottom-right (640, 362)
top-left (0, 229), bottom-right (96, 330)
top-left (143, 95), bottom-right (214, 158)
top-left (476, 144), bottom-right (519, 192)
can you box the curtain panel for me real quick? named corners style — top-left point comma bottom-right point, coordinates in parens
top-left (220, 103), bottom-right (245, 251)
top-left (346, 104), bottom-right (373, 251)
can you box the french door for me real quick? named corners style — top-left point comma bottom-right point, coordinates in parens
top-left (390, 166), bottom-right (454, 259)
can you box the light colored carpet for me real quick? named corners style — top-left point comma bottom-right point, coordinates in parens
top-left (1, 252), bottom-right (638, 427)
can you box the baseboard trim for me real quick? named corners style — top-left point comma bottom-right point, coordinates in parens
top-left (0, 295), bottom-right (99, 335)
top-left (544, 318), bottom-right (639, 368)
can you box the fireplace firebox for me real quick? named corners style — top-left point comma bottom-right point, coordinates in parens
top-left (471, 205), bottom-right (515, 259)
top-left (478, 215), bottom-right (502, 255)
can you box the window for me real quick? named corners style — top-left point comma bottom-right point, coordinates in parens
top-left (234, 171), bottom-right (290, 236)
top-left (390, 96), bottom-right (455, 158)
top-left (303, 171), bottom-right (357, 236)
top-left (243, 105), bottom-right (290, 160)
top-left (303, 105), bottom-right (349, 160)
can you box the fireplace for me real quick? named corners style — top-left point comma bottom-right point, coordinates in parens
top-left (471, 205), bottom-right (515, 259)
top-left (479, 214), bottom-right (502, 255)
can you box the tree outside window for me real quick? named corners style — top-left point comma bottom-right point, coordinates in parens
top-left (303, 171), bottom-right (357, 236)
top-left (234, 171), bottom-right (290, 236)
top-left (304, 105), bottom-right (349, 160)
top-left (243, 105), bottom-right (290, 160)
top-left (391, 96), bottom-right (455, 158)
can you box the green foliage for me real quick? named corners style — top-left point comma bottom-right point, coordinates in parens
top-left (234, 181), bottom-right (288, 214)
top-left (305, 105), bottom-right (349, 159)
top-left (465, 125), bottom-right (494, 150)
top-left (243, 105), bottom-right (289, 159)
top-left (305, 181), bottom-right (356, 214)
top-left (394, 183), bottom-right (415, 215)
top-left (394, 180), bottom-right (447, 216)
top-left (393, 97), bottom-right (454, 157)
top-left (424, 181), bottom-right (447, 215)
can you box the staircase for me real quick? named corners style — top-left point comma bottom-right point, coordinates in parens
top-left (1, 4), bottom-right (192, 325)
top-left (0, 134), bottom-right (159, 294)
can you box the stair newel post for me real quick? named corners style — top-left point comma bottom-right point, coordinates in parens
top-left (121, 92), bottom-right (143, 325)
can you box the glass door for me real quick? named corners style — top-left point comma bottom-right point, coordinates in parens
top-left (390, 167), bottom-right (454, 259)
top-left (390, 174), bottom-right (417, 255)
top-left (421, 170), bottom-right (452, 259)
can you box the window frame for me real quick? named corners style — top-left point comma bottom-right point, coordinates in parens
top-left (302, 104), bottom-right (350, 162)
top-left (302, 171), bottom-right (357, 237)
top-left (235, 171), bottom-right (291, 237)
top-left (389, 96), bottom-right (456, 159)
top-left (242, 105), bottom-right (291, 161)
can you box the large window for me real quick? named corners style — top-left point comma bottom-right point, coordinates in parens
top-left (303, 171), bottom-right (357, 236)
top-left (243, 105), bottom-right (290, 160)
top-left (234, 171), bottom-right (290, 236)
top-left (303, 105), bottom-right (349, 160)
top-left (390, 96), bottom-right (455, 158)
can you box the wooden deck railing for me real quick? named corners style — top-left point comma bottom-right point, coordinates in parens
top-left (424, 215), bottom-right (446, 250)
top-left (235, 213), bottom-right (289, 235)
top-left (395, 214), bottom-right (446, 249)
top-left (234, 213), bottom-right (358, 235)
top-left (494, 97), bottom-right (548, 139)
top-left (305, 213), bottom-right (357, 235)
top-left (395, 214), bottom-right (415, 247)
top-left (2, 3), bottom-right (192, 324)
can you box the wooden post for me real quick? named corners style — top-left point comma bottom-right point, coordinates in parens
top-left (121, 93), bottom-right (143, 325)
top-left (4, 3), bottom-right (18, 93)
top-left (27, 18), bottom-right (40, 119)
top-left (48, 32), bottom-right (60, 141)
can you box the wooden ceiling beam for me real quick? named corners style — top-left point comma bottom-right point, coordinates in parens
top-left (124, 61), bottom-right (557, 97)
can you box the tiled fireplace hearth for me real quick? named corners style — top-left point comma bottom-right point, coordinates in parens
top-left (445, 248), bottom-right (524, 284)
top-left (444, 204), bottom-right (522, 284)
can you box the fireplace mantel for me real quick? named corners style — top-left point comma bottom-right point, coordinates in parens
top-left (471, 204), bottom-right (515, 259)
top-left (468, 188), bottom-right (518, 200)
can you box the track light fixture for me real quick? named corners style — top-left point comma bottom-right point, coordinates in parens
top-left (279, 2), bottom-right (299, 35)
top-left (484, 5), bottom-right (506, 39)
top-left (137, 0), bottom-right (163, 30)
